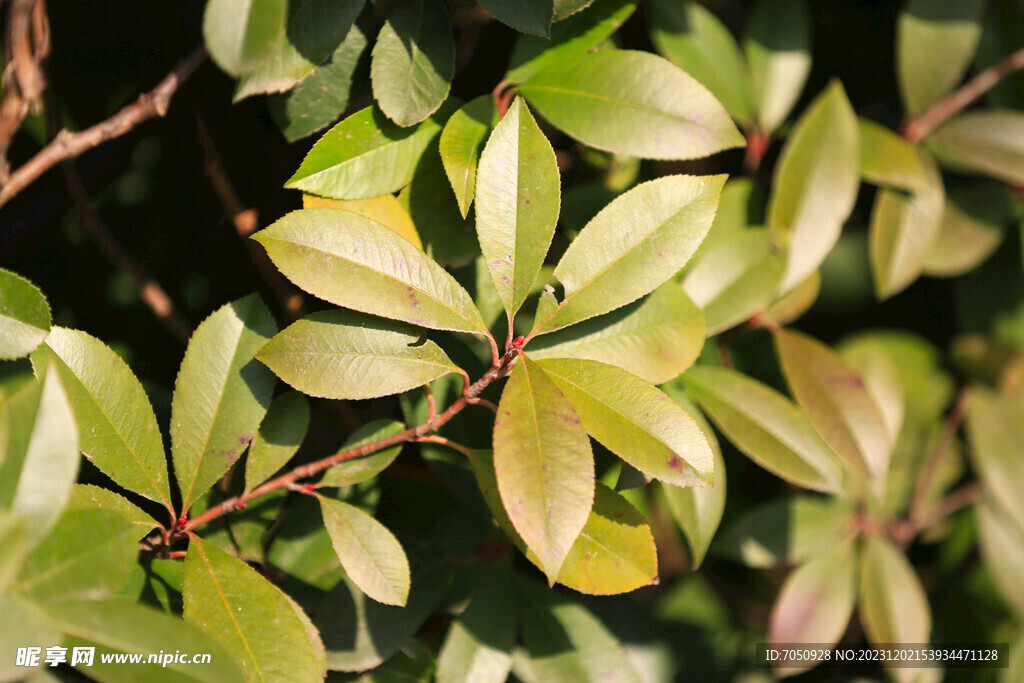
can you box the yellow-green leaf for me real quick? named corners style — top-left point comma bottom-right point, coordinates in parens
top-left (858, 118), bottom-right (928, 192)
top-left (439, 95), bottom-right (498, 217)
top-left (203, 0), bottom-right (286, 76)
top-left (927, 109), bottom-right (1024, 185)
top-left (303, 194), bottom-right (422, 249)
top-left (0, 268), bottom-right (50, 361)
top-left (245, 391), bottom-right (310, 491)
top-left (744, 0), bottom-right (812, 134)
top-left (966, 389), bottom-right (1024, 532)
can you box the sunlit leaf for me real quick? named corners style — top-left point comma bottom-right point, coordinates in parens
top-left (245, 391), bottom-right (309, 491)
top-left (203, 0), bottom-right (286, 76)
top-left (303, 194), bottom-right (422, 250)
top-left (439, 96), bottom-right (498, 218)
top-left (838, 337), bottom-right (905, 447)
top-left (480, 0), bottom-right (553, 36)
top-left (66, 484), bottom-right (159, 535)
top-left (858, 118), bottom-right (928, 192)
top-left (436, 570), bottom-right (518, 683)
top-left (924, 181), bottom-right (1008, 277)
top-left (927, 110), bottom-right (1024, 185)
top-left (965, 389), bottom-right (1024, 532)
top-left (761, 271), bottom-right (820, 326)
top-left (0, 597), bottom-right (58, 682)
top-left (0, 268), bottom-right (50, 361)
top-left (744, 0), bottom-right (812, 134)
top-left (977, 497), bottom-right (1024, 619)
top-left (319, 419), bottom-right (405, 487)
top-left (172, 294), bottom-right (277, 513)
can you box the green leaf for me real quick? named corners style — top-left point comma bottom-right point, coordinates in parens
top-left (285, 101), bottom-right (457, 200)
top-left (17, 508), bottom-right (136, 601)
top-left (245, 392), bottom-right (310, 491)
top-left (768, 541), bottom-right (857, 677)
top-left (303, 194), bottom-right (423, 250)
top-left (514, 579), bottom-right (641, 682)
top-left (0, 369), bottom-right (79, 549)
top-left (0, 268), bottom-right (50, 361)
top-left (536, 357), bottom-right (713, 488)
top-left (66, 484), bottom-right (160, 535)
top-left (977, 497), bottom-right (1024, 619)
top-left (269, 20), bottom-right (370, 142)
top-left (869, 149), bottom-right (945, 299)
top-left (371, 0), bottom-right (454, 127)
top-left (480, 0), bottom-right (553, 36)
top-left (493, 356), bottom-right (594, 583)
top-left (838, 337), bottom-right (905, 447)
top-left (767, 80), bottom-right (860, 292)
top-left (0, 597), bottom-right (59, 682)
top-left (436, 574), bottom-right (517, 683)
top-left (0, 512), bottom-right (25, 594)
top-left (683, 365), bottom-right (843, 493)
top-left (649, 0), bottom-right (753, 125)
top-left (774, 329), bottom-right (891, 498)
top-left (658, 389), bottom-right (725, 569)
top-left (682, 228), bottom-right (786, 335)
top-left (927, 110), bottom-right (1024, 185)
top-left (254, 208), bottom-right (487, 335)
top-left (743, 0), bottom-right (812, 134)
top-left (320, 497), bottom-right (410, 606)
top-left (526, 282), bottom-right (704, 385)
top-left (506, 0), bottom-right (637, 84)
top-left (31, 328), bottom-right (172, 514)
top-left (42, 599), bottom-right (246, 683)
top-left (761, 271), bottom-right (820, 327)
top-left (320, 419), bottom-right (404, 487)
top-left (184, 536), bottom-right (325, 681)
top-left (897, 0), bottom-right (985, 117)
top-left (858, 536), bottom-right (934, 683)
top-left (553, 0), bottom-right (595, 20)
top-left (439, 96), bottom-right (497, 217)
top-left (534, 174), bottom-right (725, 334)
top-left (203, 0), bottom-right (287, 76)
top-left (234, 0), bottom-right (364, 100)
top-left (858, 118), bottom-right (928, 192)
top-left (172, 294), bottom-right (277, 513)
top-left (476, 98), bottom-right (560, 321)
top-left (924, 181), bottom-right (1008, 277)
top-left (714, 495), bottom-right (854, 568)
top-left (518, 50), bottom-right (744, 159)
top-left (257, 309), bottom-right (458, 401)
top-left (966, 389), bottom-right (1024, 532)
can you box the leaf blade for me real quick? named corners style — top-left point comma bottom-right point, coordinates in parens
top-left (245, 391), bottom-right (310, 491)
top-left (744, 0), bottom-right (813, 134)
top-left (439, 95), bottom-right (497, 217)
top-left (0, 268), bottom-right (50, 361)
top-left (203, 0), bottom-right (287, 76)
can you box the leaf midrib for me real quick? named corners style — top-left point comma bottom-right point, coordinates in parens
top-left (193, 541), bottom-right (263, 678)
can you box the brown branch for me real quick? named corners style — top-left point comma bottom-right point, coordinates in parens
top-left (0, 44), bottom-right (207, 208)
top-left (415, 434), bottom-right (477, 460)
top-left (908, 387), bottom-right (970, 526)
top-left (0, 0), bottom-right (50, 182)
top-left (172, 344), bottom-right (515, 541)
top-left (193, 111), bottom-right (305, 321)
top-left (903, 45), bottom-right (1024, 142)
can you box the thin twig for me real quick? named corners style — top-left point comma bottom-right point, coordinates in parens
top-left (913, 482), bottom-right (982, 532)
top-left (424, 383), bottom-right (437, 421)
top-left (903, 45), bottom-right (1024, 142)
top-left (194, 111), bottom-right (305, 321)
top-left (415, 434), bottom-right (477, 460)
top-left (0, 0), bottom-right (49, 181)
top-left (0, 44), bottom-right (207, 208)
top-left (466, 397), bottom-right (498, 412)
top-left (908, 387), bottom-right (970, 526)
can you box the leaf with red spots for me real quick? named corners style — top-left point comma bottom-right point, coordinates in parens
top-left (492, 356), bottom-right (594, 583)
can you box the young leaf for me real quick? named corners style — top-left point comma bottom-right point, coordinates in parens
top-left (858, 118), bottom-right (929, 192)
top-left (184, 536), bottom-right (325, 680)
top-left (774, 329), bottom-right (892, 498)
top-left (838, 337), bottom-right (905, 447)
top-left (31, 328), bottom-right (172, 514)
top-left (66, 484), bottom-right (160, 534)
top-left (858, 536), bottom-right (934, 682)
top-left (269, 20), bottom-right (370, 142)
top-left (682, 228), bottom-right (786, 335)
top-left (869, 149), bottom-right (945, 299)
top-left (506, 0), bottom-right (636, 84)
top-left (535, 174), bottom-right (726, 334)
top-left (493, 356), bottom-right (594, 583)
top-left (526, 282), bottom-right (704, 385)
top-left (17, 509), bottom-right (137, 601)
top-left (439, 96), bottom-right (498, 217)
top-left (172, 294), bottom-right (277, 513)
top-left (743, 0), bottom-right (812, 135)
top-left (658, 388), bottom-right (726, 569)
top-left (245, 391), bottom-right (310, 491)
top-left (257, 309), bottom-right (458, 400)
top-left (203, 0), bottom-right (286, 76)
top-left (649, 0), bottom-right (753, 125)
top-left (0, 268), bottom-right (50, 361)
top-left (286, 102), bottom-right (457, 200)
top-left (965, 389), bottom-right (1024, 532)
top-left (976, 497), bottom-right (1024, 619)
top-left (479, 0), bottom-right (553, 36)
top-left (371, 0), bottom-right (454, 127)
top-left (536, 358), bottom-right (714, 488)
top-left (303, 193), bottom-right (423, 249)
top-left (683, 365), bottom-right (843, 493)
top-left (476, 97), bottom-right (560, 321)
top-left (768, 541), bottom-right (857, 678)
top-left (436, 573), bottom-right (518, 683)
top-left (926, 110), bottom-right (1024, 185)
top-left (518, 50), bottom-right (744, 159)
top-left (897, 0), bottom-right (985, 117)
top-left (714, 495), bottom-right (855, 568)
top-left (254, 208), bottom-right (488, 335)
top-left (924, 182), bottom-right (1007, 277)
top-left (319, 419), bottom-right (405, 487)
top-left (0, 369), bottom-right (78, 550)
top-left (320, 497), bottom-right (410, 606)
top-left (767, 80), bottom-right (860, 292)
top-left (234, 0), bottom-right (363, 100)
top-left (42, 599), bottom-right (246, 682)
